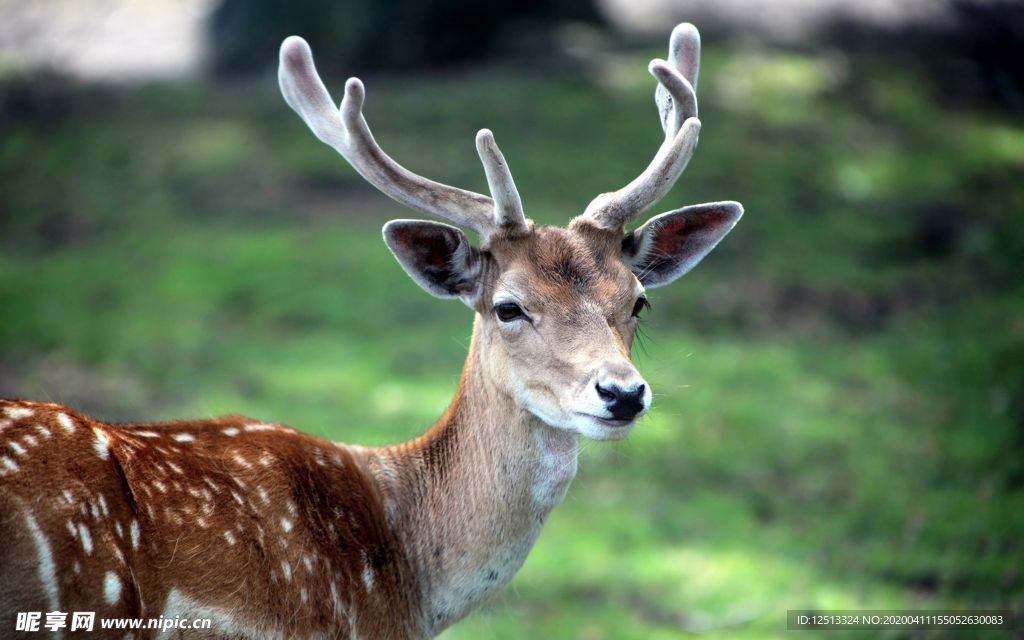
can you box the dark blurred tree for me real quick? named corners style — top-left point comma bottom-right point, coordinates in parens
top-left (950, 0), bottom-right (1024, 113)
top-left (823, 0), bottom-right (1024, 114)
top-left (208, 0), bottom-right (604, 76)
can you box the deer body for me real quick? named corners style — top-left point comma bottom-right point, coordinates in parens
top-left (0, 332), bottom-right (573, 638)
top-left (1, 23), bottom-right (742, 640)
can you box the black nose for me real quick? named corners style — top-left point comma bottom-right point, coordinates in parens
top-left (595, 382), bottom-right (646, 420)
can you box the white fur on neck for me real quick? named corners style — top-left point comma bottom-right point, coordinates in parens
top-left (420, 419), bottom-right (578, 634)
top-left (531, 424), bottom-right (579, 507)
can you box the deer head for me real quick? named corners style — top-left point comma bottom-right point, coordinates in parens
top-left (279, 24), bottom-right (742, 442)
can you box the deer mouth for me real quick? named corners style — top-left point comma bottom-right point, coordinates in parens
top-left (577, 413), bottom-right (634, 428)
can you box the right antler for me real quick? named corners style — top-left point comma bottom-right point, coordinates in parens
top-left (279, 36), bottom-right (527, 237)
top-left (582, 23), bottom-right (702, 232)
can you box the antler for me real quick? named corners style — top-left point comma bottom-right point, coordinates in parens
top-left (583, 23), bottom-right (702, 231)
top-left (279, 36), bottom-right (527, 237)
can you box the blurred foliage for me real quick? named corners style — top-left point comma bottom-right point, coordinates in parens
top-left (208, 0), bottom-right (603, 76)
top-left (1, 33), bottom-right (1023, 639)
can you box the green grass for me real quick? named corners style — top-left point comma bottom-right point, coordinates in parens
top-left (1, 44), bottom-right (1022, 638)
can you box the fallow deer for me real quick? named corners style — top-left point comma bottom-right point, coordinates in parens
top-left (0, 23), bottom-right (742, 639)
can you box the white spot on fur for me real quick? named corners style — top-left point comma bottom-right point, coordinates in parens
top-left (287, 501), bottom-right (297, 517)
top-left (37, 425), bottom-right (52, 439)
top-left (24, 511), bottom-right (61, 623)
top-left (167, 461), bottom-right (183, 474)
top-left (173, 433), bottom-right (194, 443)
top-left (66, 520), bottom-right (77, 538)
top-left (94, 431), bottom-right (109, 460)
top-left (98, 494), bottom-right (109, 517)
top-left (104, 572), bottom-right (121, 605)
top-left (153, 480), bottom-right (167, 493)
top-left (73, 561), bottom-right (81, 574)
top-left (224, 531), bottom-right (236, 545)
top-left (197, 517), bottom-right (209, 528)
top-left (62, 490), bottom-right (75, 504)
top-left (282, 561), bottom-right (292, 581)
top-left (78, 523), bottom-right (93, 554)
top-left (115, 522), bottom-right (124, 539)
top-left (5, 406), bottom-right (32, 419)
top-left (232, 455), bottom-right (251, 469)
top-left (281, 518), bottom-right (293, 533)
top-left (1, 456), bottom-right (19, 473)
top-left (303, 556), bottom-right (313, 572)
top-left (244, 423), bottom-right (275, 432)
top-left (23, 434), bottom-right (38, 447)
top-left (10, 441), bottom-right (26, 456)
top-left (361, 551), bottom-right (375, 592)
top-left (330, 582), bottom-right (343, 618)
top-left (222, 427), bottom-right (239, 436)
top-left (258, 486), bottom-right (270, 506)
top-left (136, 431), bottom-right (159, 438)
top-left (259, 452), bottom-right (274, 466)
top-left (57, 413), bottom-right (75, 433)
top-left (130, 521), bottom-right (140, 549)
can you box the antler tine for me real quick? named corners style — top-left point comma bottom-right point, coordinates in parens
top-left (584, 23), bottom-right (702, 231)
top-left (476, 129), bottom-right (526, 231)
top-left (669, 22), bottom-right (700, 93)
top-left (279, 36), bottom-right (521, 237)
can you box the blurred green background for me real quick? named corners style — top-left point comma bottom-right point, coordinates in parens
top-left (1, 1), bottom-right (1022, 638)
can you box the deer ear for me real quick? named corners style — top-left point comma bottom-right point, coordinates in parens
top-left (622, 201), bottom-right (742, 288)
top-left (383, 220), bottom-right (483, 303)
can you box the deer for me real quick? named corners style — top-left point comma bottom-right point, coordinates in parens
top-left (0, 23), bottom-right (741, 640)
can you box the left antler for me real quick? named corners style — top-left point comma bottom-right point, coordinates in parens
top-left (583, 23), bottom-right (702, 231)
top-left (278, 36), bottom-right (527, 237)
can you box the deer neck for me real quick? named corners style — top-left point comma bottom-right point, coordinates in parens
top-left (367, 318), bottom-right (579, 632)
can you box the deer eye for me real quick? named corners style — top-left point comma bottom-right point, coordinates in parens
top-left (631, 296), bottom-right (650, 318)
top-left (495, 302), bottom-right (526, 322)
